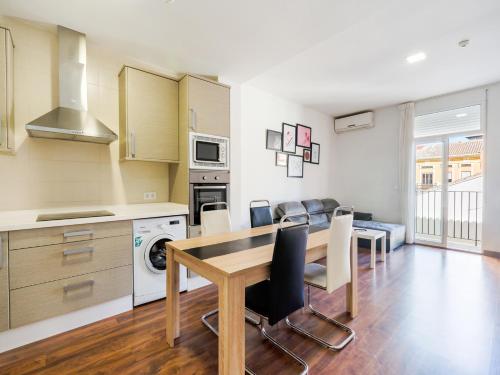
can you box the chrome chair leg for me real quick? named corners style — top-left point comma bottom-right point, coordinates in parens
top-left (200, 308), bottom-right (308, 374)
top-left (285, 285), bottom-right (355, 351)
top-left (259, 321), bottom-right (309, 375)
top-left (201, 309), bottom-right (261, 335)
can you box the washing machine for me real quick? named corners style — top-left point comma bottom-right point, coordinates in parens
top-left (133, 216), bottom-right (188, 306)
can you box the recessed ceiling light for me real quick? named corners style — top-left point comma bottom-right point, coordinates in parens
top-left (456, 113), bottom-right (468, 118)
top-left (406, 52), bottom-right (427, 64)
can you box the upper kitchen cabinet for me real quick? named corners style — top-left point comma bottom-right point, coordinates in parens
top-left (119, 66), bottom-right (179, 162)
top-left (0, 27), bottom-right (14, 153)
top-left (182, 75), bottom-right (230, 137)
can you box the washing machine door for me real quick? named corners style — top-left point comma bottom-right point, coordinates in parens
top-left (144, 234), bottom-right (174, 274)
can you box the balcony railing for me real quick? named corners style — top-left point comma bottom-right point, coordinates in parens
top-left (415, 189), bottom-right (482, 247)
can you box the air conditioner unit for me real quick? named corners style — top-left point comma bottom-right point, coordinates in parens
top-left (334, 111), bottom-right (374, 133)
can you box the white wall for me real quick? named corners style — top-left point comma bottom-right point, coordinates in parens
top-left (229, 85), bottom-right (335, 229)
top-left (330, 105), bottom-right (402, 223)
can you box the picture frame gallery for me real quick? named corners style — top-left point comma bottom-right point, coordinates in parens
top-left (265, 122), bottom-right (319, 179)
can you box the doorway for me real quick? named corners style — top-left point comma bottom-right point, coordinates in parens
top-left (414, 105), bottom-right (484, 252)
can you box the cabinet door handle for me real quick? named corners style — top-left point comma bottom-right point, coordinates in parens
top-left (0, 236), bottom-right (3, 269)
top-left (0, 116), bottom-right (3, 147)
top-left (190, 108), bottom-right (197, 131)
top-left (63, 229), bottom-right (94, 238)
top-left (63, 279), bottom-right (95, 293)
top-left (63, 246), bottom-right (94, 256)
top-left (130, 131), bottom-right (136, 158)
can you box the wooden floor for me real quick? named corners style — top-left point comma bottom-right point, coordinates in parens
top-left (1, 245), bottom-right (499, 375)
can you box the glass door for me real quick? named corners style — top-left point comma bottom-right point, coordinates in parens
top-left (446, 135), bottom-right (483, 252)
top-left (414, 135), bottom-right (483, 251)
top-left (415, 141), bottom-right (445, 245)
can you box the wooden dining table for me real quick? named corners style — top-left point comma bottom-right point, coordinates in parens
top-left (166, 223), bottom-right (358, 375)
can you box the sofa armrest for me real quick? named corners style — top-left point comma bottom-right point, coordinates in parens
top-left (341, 210), bottom-right (373, 221)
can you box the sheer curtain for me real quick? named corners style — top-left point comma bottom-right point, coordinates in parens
top-left (399, 102), bottom-right (416, 244)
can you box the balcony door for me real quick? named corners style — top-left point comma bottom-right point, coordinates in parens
top-left (414, 105), bottom-right (484, 252)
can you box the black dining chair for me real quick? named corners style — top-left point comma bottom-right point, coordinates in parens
top-left (201, 214), bottom-right (310, 375)
top-left (249, 199), bottom-right (273, 228)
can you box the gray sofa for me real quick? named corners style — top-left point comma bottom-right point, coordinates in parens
top-left (275, 198), bottom-right (406, 252)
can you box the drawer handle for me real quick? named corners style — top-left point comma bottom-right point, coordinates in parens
top-left (0, 236), bottom-right (3, 269)
top-left (63, 230), bottom-right (94, 238)
top-left (63, 246), bottom-right (94, 256)
top-left (63, 280), bottom-right (95, 293)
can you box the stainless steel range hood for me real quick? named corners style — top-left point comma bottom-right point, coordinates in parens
top-left (26, 26), bottom-right (117, 144)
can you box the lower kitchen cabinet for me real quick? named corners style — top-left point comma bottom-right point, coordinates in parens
top-left (9, 235), bottom-right (132, 289)
top-left (10, 265), bottom-right (132, 328)
top-left (0, 232), bottom-right (8, 332)
top-left (6, 220), bottom-right (133, 330)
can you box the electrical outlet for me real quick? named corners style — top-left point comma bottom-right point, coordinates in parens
top-left (144, 192), bottom-right (157, 200)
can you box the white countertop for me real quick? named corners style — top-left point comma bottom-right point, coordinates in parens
top-left (0, 203), bottom-right (189, 232)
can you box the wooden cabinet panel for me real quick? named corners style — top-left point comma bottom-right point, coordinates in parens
top-left (0, 232), bottom-right (8, 332)
top-left (0, 27), bottom-right (14, 153)
top-left (9, 221), bottom-right (131, 250)
top-left (0, 28), bottom-right (6, 151)
top-left (10, 265), bottom-right (132, 328)
top-left (188, 76), bottom-right (230, 137)
top-left (10, 235), bottom-right (132, 289)
top-left (119, 66), bottom-right (179, 162)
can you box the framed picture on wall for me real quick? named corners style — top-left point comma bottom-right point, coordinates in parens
top-left (296, 124), bottom-right (312, 148)
top-left (266, 130), bottom-right (282, 151)
top-left (303, 148), bottom-right (311, 163)
top-left (282, 123), bottom-right (296, 154)
top-left (311, 143), bottom-right (320, 164)
top-left (287, 154), bottom-right (304, 178)
top-left (276, 152), bottom-right (287, 167)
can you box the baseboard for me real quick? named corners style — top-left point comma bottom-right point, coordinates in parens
top-left (483, 250), bottom-right (500, 258)
top-left (0, 295), bottom-right (133, 353)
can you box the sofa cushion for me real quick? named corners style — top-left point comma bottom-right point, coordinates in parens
top-left (321, 198), bottom-right (340, 221)
top-left (309, 213), bottom-right (329, 226)
top-left (275, 201), bottom-right (308, 223)
top-left (301, 199), bottom-right (325, 214)
top-left (351, 211), bottom-right (373, 221)
top-left (301, 199), bottom-right (328, 225)
top-left (321, 198), bottom-right (340, 213)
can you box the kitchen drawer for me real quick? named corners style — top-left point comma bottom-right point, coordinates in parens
top-left (10, 265), bottom-right (132, 328)
top-left (9, 221), bottom-right (131, 250)
top-left (10, 235), bottom-right (132, 289)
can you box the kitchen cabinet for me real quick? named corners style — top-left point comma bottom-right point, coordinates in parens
top-left (119, 66), bottom-right (179, 162)
top-left (184, 75), bottom-right (230, 137)
top-left (8, 221), bottom-right (132, 328)
top-left (0, 26), bottom-right (14, 153)
top-left (10, 265), bottom-right (132, 328)
top-left (169, 75), bottom-right (230, 204)
top-left (0, 232), bottom-right (8, 332)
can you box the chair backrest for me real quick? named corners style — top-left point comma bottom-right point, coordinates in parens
top-left (249, 200), bottom-right (273, 228)
top-left (268, 223), bottom-right (309, 325)
top-left (200, 202), bottom-right (231, 236)
top-left (326, 210), bottom-right (353, 293)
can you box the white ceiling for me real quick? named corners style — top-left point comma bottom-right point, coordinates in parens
top-left (1, 0), bottom-right (500, 116)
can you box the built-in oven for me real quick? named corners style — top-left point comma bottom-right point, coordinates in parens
top-left (189, 170), bottom-right (230, 227)
top-left (189, 132), bottom-right (229, 170)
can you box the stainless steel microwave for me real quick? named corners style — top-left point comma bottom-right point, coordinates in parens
top-left (189, 132), bottom-right (229, 170)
